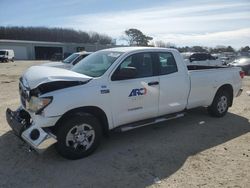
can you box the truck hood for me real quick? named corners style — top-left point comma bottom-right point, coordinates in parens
top-left (22, 66), bottom-right (92, 89)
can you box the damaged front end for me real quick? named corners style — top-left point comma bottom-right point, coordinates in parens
top-left (6, 107), bottom-right (57, 153)
top-left (6, 74), bottom-right (91, 153)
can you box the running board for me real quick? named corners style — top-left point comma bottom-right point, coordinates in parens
top-left (117, 113), bottom-right (185, 132)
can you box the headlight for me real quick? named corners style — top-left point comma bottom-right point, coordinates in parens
top-left (27, 96), bottom-right (53, 114)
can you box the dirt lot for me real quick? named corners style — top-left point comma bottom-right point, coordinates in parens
top-left (0, 61), bottom-right (249, 188)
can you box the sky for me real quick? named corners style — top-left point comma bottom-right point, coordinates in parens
top-left (0, 0), bottom-right (249, 48)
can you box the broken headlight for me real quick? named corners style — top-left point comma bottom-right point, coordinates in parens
top-left (27, 96), bottom-right (53, 114)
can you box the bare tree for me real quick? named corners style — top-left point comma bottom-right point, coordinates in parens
top-left (0, 26), bottom-right (112, 44)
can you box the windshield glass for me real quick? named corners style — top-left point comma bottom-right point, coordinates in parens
top-left (63, 53), bottom-right (79, 64)
top-left (72, 51), bottom-right (123, 77)
top-left (0, 51), bottom-right (6, 55)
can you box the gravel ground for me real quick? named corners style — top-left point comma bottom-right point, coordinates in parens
top-left (0, 61), bottom-right (249, 188)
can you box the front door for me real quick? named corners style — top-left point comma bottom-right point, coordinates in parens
top-left (110, 52), bottom-right (159, 127)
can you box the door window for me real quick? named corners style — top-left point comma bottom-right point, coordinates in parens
top-left (158, 53), bottom-right (178, 75)
top-left (112, 53), bottom-right (154, 80)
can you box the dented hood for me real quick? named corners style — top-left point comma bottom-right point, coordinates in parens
top-left (22, 66), bottom-right (92, 89)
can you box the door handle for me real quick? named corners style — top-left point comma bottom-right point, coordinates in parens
top-left (148, 81), bottom-right (159, 86)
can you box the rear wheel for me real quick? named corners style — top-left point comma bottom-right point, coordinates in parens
top-left (55, 113), bottom-right (102, 160)
top-left (208, 90), bottom-right (230, 117)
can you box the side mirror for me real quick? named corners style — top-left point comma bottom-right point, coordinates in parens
top-left (113, 67), bottom-right (137, 80)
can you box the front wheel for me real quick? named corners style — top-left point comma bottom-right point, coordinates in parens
top-left (208, 90), bottom-right (230, 117)
top-left (55, 113), bottom-right (102, 160)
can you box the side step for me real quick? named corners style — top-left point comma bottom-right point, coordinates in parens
top-left (117, 113), bottom-right (185, 132)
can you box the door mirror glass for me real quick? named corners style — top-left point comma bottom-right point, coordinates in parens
top-left (114, 67), bottom-right (137, 80)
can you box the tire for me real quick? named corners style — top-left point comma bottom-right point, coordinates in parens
top-left (55, 113), bottom-right (102, 160)
top-left (208, 90), bottom-right (230, 117)
top-left (11, 58), bottom-right (14, 62)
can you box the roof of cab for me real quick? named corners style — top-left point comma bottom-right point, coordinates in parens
top-left (101, 46), bottom-right (178, 53)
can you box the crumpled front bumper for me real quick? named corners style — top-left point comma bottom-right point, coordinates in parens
top-left (6, 107), bottom-right (57, 153)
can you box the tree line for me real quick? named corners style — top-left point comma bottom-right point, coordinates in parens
top-left (124, 28), bottom-right (249, 53)
top-left (0, 27), bottom-right (249, 53)
top-left (0, 26), bottom-right (113, 45)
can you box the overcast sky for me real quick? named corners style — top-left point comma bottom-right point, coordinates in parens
top-left (0, 0), bottom-right (249, 48)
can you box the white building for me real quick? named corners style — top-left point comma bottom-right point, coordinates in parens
top-left (0, 39), bottom-right (113, 60)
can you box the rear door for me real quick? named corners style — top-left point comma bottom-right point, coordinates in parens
top-left (110, 52), bottom-right (159, 126)
top-left (157, 52), bottom-right (190, 115)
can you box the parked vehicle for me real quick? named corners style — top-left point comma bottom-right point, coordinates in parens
top-left (50, 53), bottom-right (63, 61)
top-left (187, 52), bottom-right (223, 66)
top-left (214, 52), bottom-right (237, 65)
top-left (219, 56), bottom-right (230, 65)
top-left (0, 49), bottom-right (14, 62)
top-left (6, 47), bottom-right (243, 159)
top-left (42, 51), bottom-right (92, 69)
top-left (229, 57), bottom-right (250, 75)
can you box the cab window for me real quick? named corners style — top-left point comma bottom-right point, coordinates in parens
top-left (158, 52), bottom-right (178, 75)
top-left (112, 52), bottom-right (154, 80)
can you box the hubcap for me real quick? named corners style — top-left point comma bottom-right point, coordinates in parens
top-left (66, 124), bottom-right (95, 150)
top-left (217, 96), bottom-right (228, 114)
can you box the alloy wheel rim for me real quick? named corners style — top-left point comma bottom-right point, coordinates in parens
top-left (66, 124), bottom-right (95, 150)
top-left (217, 96), bottom-right (228, 114)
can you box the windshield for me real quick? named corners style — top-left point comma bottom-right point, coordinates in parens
top-left (63, 53), bottom-right (79, 64)
top-left (72, 51), bottom-right (123, 77)
top-left (0, 51), bottom-right (6, 55)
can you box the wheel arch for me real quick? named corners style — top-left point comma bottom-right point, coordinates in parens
top-left (215, 84), bottom-right (234, 107)
top-left (53, 106), bottom-right (110, 136)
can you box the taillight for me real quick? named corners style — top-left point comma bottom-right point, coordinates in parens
top-left (240, 71), bottom-right (245, 79)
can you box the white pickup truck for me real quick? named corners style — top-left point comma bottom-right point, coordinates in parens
top-left (6, 47), bottom-right (244, 159)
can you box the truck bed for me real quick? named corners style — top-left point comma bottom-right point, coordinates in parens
top-left (187, 65), bottom-right (228, 70)
top-left (186, 65), bottom-right (242, 110)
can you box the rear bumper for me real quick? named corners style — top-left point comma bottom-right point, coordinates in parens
top-left (6, 108), bottom-right (57, 153)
